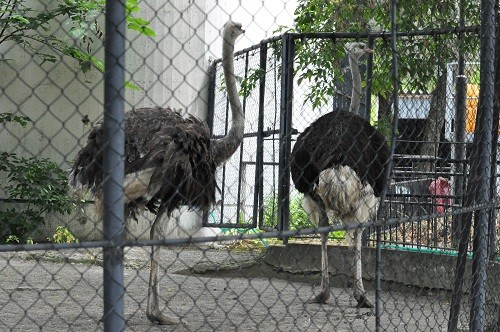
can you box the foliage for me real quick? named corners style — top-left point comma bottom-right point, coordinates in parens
top-left (239, 68), bottom-right (265, 98)
top-left (51, 226), bottom-right (78, 243)
top-left (262, 193), bottom-right (310, 230)
top-left (0, 114), bottom-right (74, 243)
top-left (220, 227), bottom-right (269, 250)
top-left (262, 193), bottom-right (344, 240)
top-left (282, 0), bottom-right (481, 111)
top-left (0, 0), bottom-right (155, 73)
top-left (373, 112), bottom-right (396, 145)
top-left (5, 234), bottom-right (19, 243)
top-left (0, 112), bottom-right (31, 126)
top-left (5, 234), bottom-right (33, 244)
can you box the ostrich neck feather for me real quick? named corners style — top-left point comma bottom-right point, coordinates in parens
top-left (348, 53), bottom-right (362, 115)
top-left (211, 30), bottom-right (244, 166)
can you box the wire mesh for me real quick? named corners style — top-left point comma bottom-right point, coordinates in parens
top-left (0, 0), bottom-right (499, 331)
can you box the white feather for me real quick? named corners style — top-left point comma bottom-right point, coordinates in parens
top-left (123, 168), bottom-right (156, 203)
top-left (315, 165), bottom-right (379, 225)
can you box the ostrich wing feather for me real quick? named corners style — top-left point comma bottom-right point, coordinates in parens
top-left (145, 115), bottom-right (217, 215)
top-left (291, 109), bottom-right (389, 197)
top-left (71, 107), bottom-right (217, 218)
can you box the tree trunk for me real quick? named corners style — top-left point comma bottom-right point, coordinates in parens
top-left (378, 93), bottom-right (393, 121)
top-left (418, 72), bottom-right (448, 175)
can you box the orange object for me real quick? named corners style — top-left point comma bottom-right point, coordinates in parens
top-left (465, 84), bottom-right (479, 133)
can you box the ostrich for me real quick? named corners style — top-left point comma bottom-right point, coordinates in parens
top-left (71, 21), bottom-right (245, 325)
top-left (290, 42), bottom-right (390, 307)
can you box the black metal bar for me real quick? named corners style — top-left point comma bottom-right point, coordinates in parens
top-left (363, 35), bottom-right (375, 122)
top-left (210, 26), bottom-right (480, 67)
top-left (103, 0), bottom-right (126, 330)
top-left (277, 33), bottom-right (294, 243)
top-left (254, 42), bottom-right (267, 229)
top-left (242, 161), bottom-right (280, 166)
top-left (361, 35), bottom-right (376, 246)
top-left (206, 63), bottom-right (217, 133)
top-left (452, 0), bottom-right (468, 248)
top-left (448, 163), bottom-right (477, 331)
top-left (489, 0), bottom-right (500, 262)
top-left (285, 27), bottom-right (479, 40)
top-left (211, 128), bottom-right (290, 139)
top-left (235, 52), bottom-right (250, 226)
top-left (469, 0), bottom-right (496, 329)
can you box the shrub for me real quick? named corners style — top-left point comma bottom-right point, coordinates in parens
top-left (51, 226), bottom-right (78, 244)
top-left (0, 114), bottom-right (74, 243)
top-left (262, 193), bottom-right (345, 240)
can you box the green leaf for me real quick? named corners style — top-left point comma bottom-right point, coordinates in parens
top-left (125, 81), bottom-right (141, 90)
top-left (0, 113), bottom-right (31, 126)
top-left (141, 27), bottom-right (156, 37)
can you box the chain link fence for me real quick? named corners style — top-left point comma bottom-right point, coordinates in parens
top-left (1, 0), bottom-right (499, 331)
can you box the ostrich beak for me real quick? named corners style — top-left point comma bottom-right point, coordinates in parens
top-left (365, 47), bottom-right (374, 54)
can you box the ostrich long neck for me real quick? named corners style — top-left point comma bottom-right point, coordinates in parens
top-left (212, 34), bottom-right (244, 166)
top-left (348, 53), bottom-right (362, 115)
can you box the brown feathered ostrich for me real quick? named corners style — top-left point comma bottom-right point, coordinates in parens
top-left (291, 42), bottom-right (390, 308)
top-left (71, 21), bottom-right (245, 325)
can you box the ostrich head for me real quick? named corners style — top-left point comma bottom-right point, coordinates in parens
top-left (345, 42), bottom-right (374, 60)
top-left (344, 42), bottom-right (373, 115)
top-left (223, 21), bottom-right (245, 41)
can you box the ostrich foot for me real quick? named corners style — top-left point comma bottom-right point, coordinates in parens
top-left (146, 309), bottom-right (180, 325)
top-left (308, 290), bottom-right (330, 304)
top-left (355, 294), bottom-right (374, 308)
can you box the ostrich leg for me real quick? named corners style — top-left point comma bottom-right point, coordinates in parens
top-left (308, 196), bottom-right (331, 304)
top-left (146, 204), bottom-right (180, 325)
top-left (352, 228), bottom-right (374, 308)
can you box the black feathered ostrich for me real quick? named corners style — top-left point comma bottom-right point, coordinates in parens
top-left (291, 42), bottom-right (390, 307)
top-left (71, 21), bottom-right (245, 325)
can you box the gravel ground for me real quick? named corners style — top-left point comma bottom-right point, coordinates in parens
top-left (0, 244), bottom-right (467, 331)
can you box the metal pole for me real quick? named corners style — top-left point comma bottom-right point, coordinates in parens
top-left (254, 43), bottom-right (267, 229)
top-left (452, 0), bottom-right (468, 248)
top-left (488, 0), bottom-right (500, 262)
top-left (278, 34), bottom-right (294, 243)
top-left (362, 34), bottom-right (376, 247)
top-left (469, 0), bottom-right (496, 329)
top-left (363, 34), bottom-right (375, 122)
top-left (235, 53), bottom-right (250, 226)
top-left (447, 2), bottom-right (477, 331)
top-left (103, 0), bottom-right (126, 330)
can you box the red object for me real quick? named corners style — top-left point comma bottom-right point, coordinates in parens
top-left (428, 177), bottom-right (451, 214)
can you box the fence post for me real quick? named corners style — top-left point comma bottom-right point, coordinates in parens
top-left (453, 71), bottom-right (467, 246)
top-left (362, 34), bottom-right (375, 122)
top-left (361, 34), bottom-right (376, 247)
top-left (469, 0), bottom-right (496, 329)
top-left (488, 2), bottom-right (500, 263)
top-left (448, 0), bottom-right (496, 330)
top-left (278, 34), bottom-right (294, 242)
top-left (235, 53), bottom-right (250, 226)
top-left (254, 43), bottom-right (268, 228)
top-left (103, 0), bottom-right (126, 330)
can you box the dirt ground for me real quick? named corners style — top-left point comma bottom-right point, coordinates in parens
top-left (0, 244), bottom-right (467, 332)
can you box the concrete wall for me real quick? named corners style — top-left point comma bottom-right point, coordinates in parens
top-left (0, 0), bottom-right (214, 240)
top-left (264, 244), bottom-right (500, 329)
